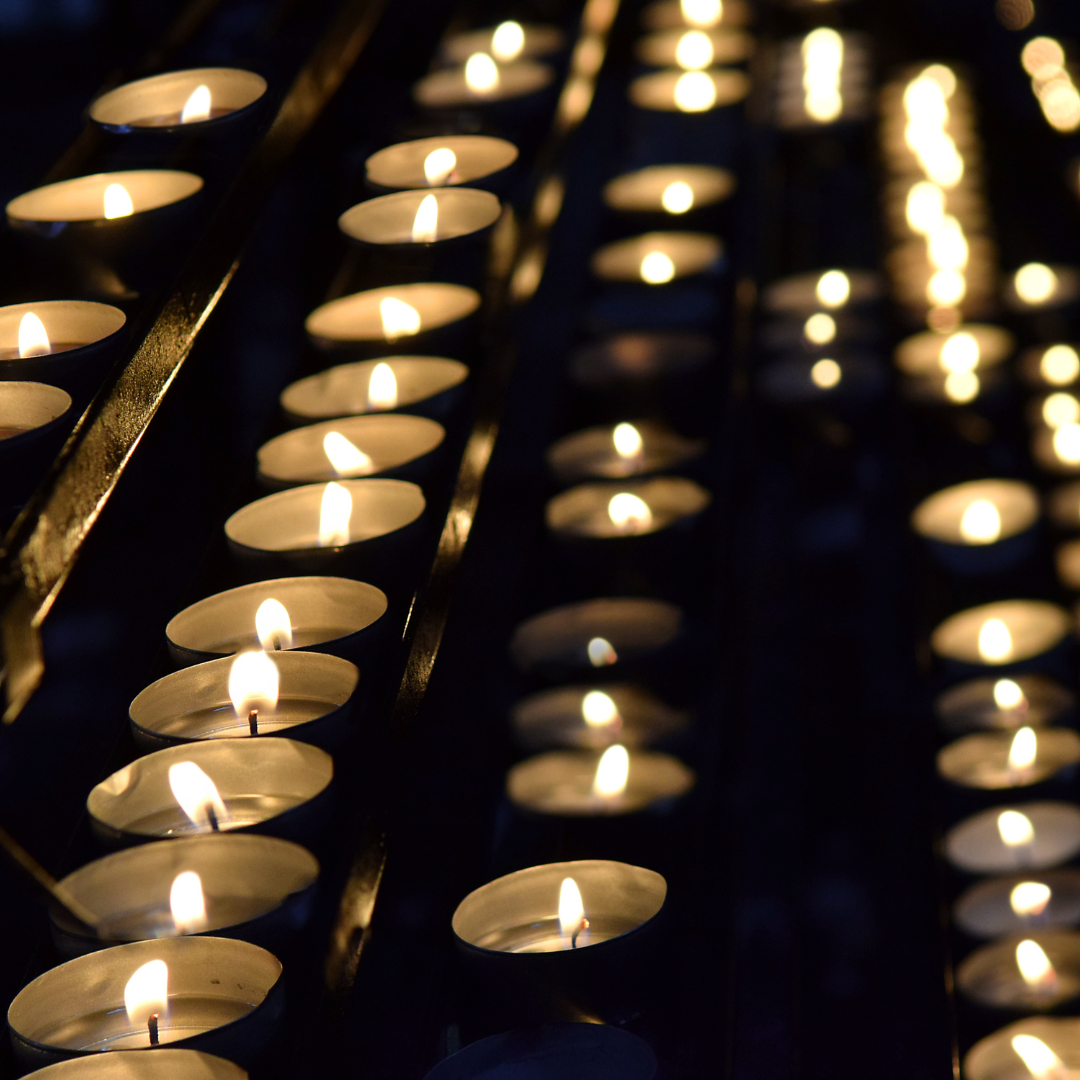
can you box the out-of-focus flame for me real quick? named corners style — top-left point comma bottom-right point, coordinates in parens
top-left (17, 312), bottom-right (50, 358)
top-left (103, 183), bottom-right (134, 219)
top-left (411, 194), bottom-right (438, 244)
top-left (906, 181), bottom-right (946, 236)
top-left (1012, 881), bottom-right (1052, 919)
top-left (380, 297), bottom-right (421, 342)
top-left (613, 422), bottom-right (644, 459)
top-left (608, 491), bottom-right (653, 532)
top-left (124, 960), bottom-right (168, 1030)
top-left (1053, 423), bottom-right (1080, 465)
top-left (1016, 263), bottom-right (1059, 305)
top-left (640, 250), bottom-right (676, 284)
top-left (255, 598), bottom-right (293, 652)
top-left (558, 877), bottom-right (587, 942)
top-left (1043, 393), bottom-right (1080, 429)
top-left (424, 148), bottom-right (457, 186)
top-left (675, 29), bottom-right (713, 70)
top-left (492, 21), bottom-right (526, 62)
top-left (1012, 1034), bottom-right (1067, 1080)
top-left (592, 744), bottom-right (630, 798)
top-left (465, 52), bottom-right (500, 94)
top-left (1023, 38), bottom-right (1066, 78)
top-left (959, 499), bottom-right (1002, 544)
top-left (228, 650), bottom-right (280, 718)
top-left (674, 70), bottom-right (716, 112)
top-left (927, 268), bottom-right (967, 307)
top-left (367, 362), bottom-right (398, 410)
top-left (170, 871), bottom-right (208, 934)
top-left (587, 636), bottom-right (618, 666)
top-left (804, 313), bottom-right (836, 345)
top-left (318, 481), bottom-right (352, 547)
top-left (1041, 345), bottom-right (1080, 386)
top-left (323, 431), bottom-right (374, 477)
top-left (940, 332), bottom-right (979, 373)
top-left (168, 762), bottom-right (228, 832)
top-left (1017, 939), bottom-right (1058, 992)
top-left (582, 689), bottom-right (620, 728)
top-left (999, 809), bottom-right (1036, 847)
top-left (995, 678), bottom-right (1027, 710)
top-left (802, 28), bottom-right (843, 123)
top-left (180, 84), bottom-right (212, 124)
top-left (927, 216), bottom-right (969, 271)
top-left (979, 617), bottom-right (1014, 662)
top-left (903, 71), bottom-right (965, 188)
top-left (944, 369), bottom-right (979, 403)
top-left (680, 0), bottom-right (722, 28)
top-left (661, 180), bottom-right (695, 214)
top-left (1009, 726), bottom-right (1038, 773)
top-left (816, 270), bottom-right (850, 308)
top-left (810, 358), bottom-right (841, 389)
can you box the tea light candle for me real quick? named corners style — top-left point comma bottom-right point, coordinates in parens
top-left (955, 871), bottom-right (1080, 939)
top-left (166, 576), bottom-right (387, 666)
top-left (7, 937), bottom-right (282, 1067)
top-left (50, 835), bottom-right (318, 955)
top-left (507, 747), bottom-right (695, 815)
top-left (965, 1018), bottom-right (1080, 1080)
top-left (0, 300), bottom-right (126, 383)
top-left (936, 726), bottom-right (1080, 789)
top-left (762, 269), bottom-right (880, 315)
top-left (757, 353), bottom-right (885, 404)
top-left (7, 170), bottom-right (203, 228)
top-left (944, 802), bottom-right (1080, 873)
top-left (894, 325), bottom-right (1014, 378)
top-left (510, 684), bottom-right (690, 750)
top-left (628, 69), bottom-right (750, 113)
top-left (1050, 481), bottom-right (1080, 529)
top-left (256, 414), bottom-right (444, 487)
top-left (1033, 424), bottom-right (1080, 475)
top-left (911, 480), bottom-right (1038, 546)
top-left (452, 860), bottom-right (666, 953)
top-left (509, 598), bottom-right (683, 675)
top-left (545, 477), bottom-right (711, 539)
top-left (602, 165), bottom-right (736, 215)
top-left (957, 930), bottom-right (1080, 1011)
top-left (935, 675), bottom-right (1076, 734)
top-left (128, 651), bottom-right (358, 748)
top-left (442, 23), bottom-right (566, 64)
top-left (1006, 263), bottom-right (1080, 311)
top-left (88, 738), bottom-right (332, 845)
top-left (365, 135), bottom-right (519, 189)
top-left (414, 59), bottom-right (555, 109)
top-left (546, 421), bottom-right (705, 482)
top-left (305, 284), bottom-right (479, 347)
top-left (590, 232), bottom-right (722, 283)
top-left (569, 331), bottom-right (713, 386)
top-left (281, 356), bottom-right (468, 423)
top-left (88, 69), bottom-right (267, 132)
top-left (1020, 344), bottom-right (1080, 389)
top-left (338, 188), bottom-right (501, 246)
top-left (930, 600), bottom-right (1072, 666)
top-left (26, 1049), bottom-right (248, 1079)
top-left (635, 28), bottom-right (753, 67)
top-left (641, 0), bottom-right (751, 31)
top-left (0, 382), bottom-right (71, 446)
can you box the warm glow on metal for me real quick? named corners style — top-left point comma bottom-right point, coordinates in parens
top-left (1009, 726), bottom-right (1038, 772)
top-left (999, 809), bottom-right (1036, 847)
top-left (255, 598), bottom-right (293, 652)
top-left (558, 877), bottom-right (586, 940)
top-left (587, 636), bottom-right (618, 666)
top-left (1011, 881), bottom-right (1052, 919)
top-left (613, 422), bottom-right (644, 459)
top-left (103, 183), bottom-right (134, 219)
top-left (906, 181), bottom-right (946, 235)
top-left (1017, 939), bottom-right (1058, 990)
top-left (995, 678), bottom-right (1026, 710)
top-left (318, 480), bottom-right (352, 547)
top-left (1041, 345), bottom-right (1080, 386)
top-left (959, 500), bottom-right (1001, 543)
top-left (978, 618), bottom-right (1014, 662)
top-left (17, 312), bottom-right (50, 358)
top-left (680, 0), bottom-right (722, 28)
top-left (1043, 393), bottom-right (1080, 429)
top-left (1012, 1034), bottom-right (1066, 1080)
top-left (815, 270), bottom-right (850, 308)
top-left (592, 744), bottom-right (630, 798)
top-left (124, 960), bottom-right (168, 1031)
top-left (492, 21), bottom-right (526, 62)
top-left (1016, 263), bottom-right (1059, 305)
top-left (170, 871), bottom-right (208, 934)
top-left (367, 362), bottom-right (398, 410)
top-left (675, 30), bottom-right (713, 70)
top-left (661, 180), bottom-right (695, 214)
top-left (227, 649), bottom-right (281, 717)
top-left (1053, 423), bottom-right (1080, 465)
top-left (379, 297), bottom-right (421, 341)
top-left (180, 84), bottom-right (212, 124)
top-left (582, 689), bottom-right (620, 728)
top-left (944, 370), bottom-right (979, 403)
top-left (674, 71), bottom-right (716, 112)
top-left (168, 761), bottom-right (229, 832)
top-left (608, 491), bottom-right (653, 531)
top-left (411, 194), bottom-right (438, 244)
top-left (804, 313), bottom-right (836, 345)
top-left (810, 358), bottom-right (841, 389)
top-left (323, 431), bottom-right (374, 476)
top-left (641, 250), bottom-right (676, 284)
top-left (465, 52), bottom-right (500, 94)
top-left (424, 148), bottom-right (457, 186)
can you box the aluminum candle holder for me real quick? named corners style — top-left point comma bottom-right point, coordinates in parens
top-left (757, 353), bottom-right (888, 407)
top-left (930, 601), bottom-right (1073, 668)
top-left (166, 576), bottom-right (388, 666)
top-left (1050, 480), bottom-right (1080, 530)
top-left (7, 937), bottom-right (283, 1069)
top-left (936, 728), bottom-right (1080, 791)
top-left (964, 1017), bottom-right (1080, 1080)
top-left (1005, 264), bottom-right (1080, 312)
top-left (0, 382), bottom-right (72, 493)
top-left (364, 135), bottom-right (519, 191)
top-left (957, 930), bottom-right (1080, 1011)
top-left (762, 269), bottom-right (881, 316)
top-left (88, 738), bottom-right (333, 847)
top-left (591, 233), bottom-right (722, 283)
top-left (338, 188), bottom-right (501, 246)
top-left (944, 802), bottom-right (1080, 874)
top-left (634, 28), bottom-right (753, 67)
top-left (128, 652), bottom-right (359, 750)
top-left (26, 1049), bottom-right (248, 1080)
top-left (954, 870), bottom-right (1080, 938)
top-left (893, 325), bottom-right (1015, 380)
top-left (1020, 344), bottom-right (1080, 390)
top-left (935, 675), bottom-right (1076, 734)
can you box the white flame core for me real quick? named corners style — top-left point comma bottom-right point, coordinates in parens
top-left (676, 29), bottom-right (714, 70)
top-left (674, 70), bottom-right (716, 112)
top-left (124, 960), bottom-right (168, 1029)
top-left (816, 270), bottom-right (850, 308)
top-left (380, 298), bottom-right (421, 342)
top-left (368, 362), bottom-right (398, 410)
top-left (17, 312), bottom-right (50, 358)
top-left (641, 250), bottom-right (676, 283)
top-left (323, 431), bottom-right (374, 476)
top-left (939, 332), bottom-right (979, 373)
top-left (1011, 882), bottom-right (1052, 919)
top-left (168, 762), bottom-right (229, 832)
top-left (608, 491), bottom-right (653, 532)
top-left (1016, 263), bottom-right (1059, 305)
top-left (411, 194), bottom-right (439, 244)
top-left (1017, 939), bottom-right (1058, 990)
top-left (1044, 393), bottom-right (1080, 429)
top-left (906, 181), bottom-right (946, 235)
top-left (978, 618), bottom-right (1013, 663)
top-left (680, 0), bottom-right (722, 28)
top-left (1054, 423), bottom-right (1080, 465)
top-left (465, 53), bottom-right (500, 94)
top-left (995, 679), bottom-right (1026, 710)
top-left (1012, 1034), bottom-right (1066, 1080)
top-left (319, 481), bottom-right (352, 547)
top-left (1009, 727), bottom-right (1038, 772)
top-left (227, 650), bottom-right (280, 718)
top-left (999, 809), bottom-right (1036, 848)
top-left (804, 313), bottom-right (836, 345)
top-left (103, 183), bottom-right (134, 219)
top-left (587, 636), bottom-right (618, 666)
top-left (613, 422), bottom-right (643, 459)
top-left (661, 180), bottom-right (695, 214)
top-left (180, 84), bottom-right (212, 124)
top-left (582, 690), bottom-right (619, 728)
top-left (492, 21), bottom-right (525, 61)
top-left (810, 358), bottom-right (841, 389)
top-left (558, 877), bottom-right (586, 940)
top-left (1041, 345), bottom-right (1080, 386)
top-left (170, 871), bottom-right (208, 934)
top-left (592, 744), bottom-right (630, 798)
top-left (959, 500), bottom-right (1001, 544)
top-left (424, 148), bottom-right (457, 186)
top-left (255, 598), bottom-right (293, 651)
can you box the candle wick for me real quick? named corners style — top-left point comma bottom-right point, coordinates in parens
top-left (248, 709), bottom-right (259, 736)
top-left (273, 637), bottom-right (282, 651)
top-left (206, 805), bottom-right (220, 833)
top-left (571, 917), bottom-right (589, 949)
top-left (148, 1013), bottom-right (160, 1046)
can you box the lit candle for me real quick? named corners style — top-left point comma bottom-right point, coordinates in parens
top-left (957, 932), bottom-right (1080, 1011)
top-left (602, 164), bottom-right (736, 215)
top-left (0, 381), bottom-right (72, 448)
top-left (635, 27), bottom-right (753, 67)
top-left (546, 420), bottom-right (705, 481)
top-left (762, 269), bottom-right (880, 315)
top-left (414, 57), bottom-right (555, 108)
top-left (964, 1018), bottom-right (1080, 1080)
top-left (937, 726), bottom-right (1080, 789)
top-left (1020, 343), bottom-right (1080, 389)
top-left (935, 675), bottom-right (1076, 734)
top-left (640, 0), bottom-right (751, 30)
top-left (365, 135), bottom-right (519, 189)
top-left (911, 479), bottom-right (1038, 546)
top-left (954, 871), bottom-right (1080, 939)
top-left (591, 232), bottom-right (722, 282)
top-left (442, 22), bottom-right (565, 64)
top-left (545, 476), bottom-right (711, 538)
top-left (894, 324), bottom-right (1014, 378)
top-left (930, 600), bottom-right (1071, 666)
top-left (945, 802), bottom-right (1080, 873)
top-left (338, 188), bottom-right (501, 245)
top-left (1007, 263), bottom-right (1080, 311)
top-left (0, 300), bottom-right (126, 380)
top-left (628, 68), bottom-right (750, 112)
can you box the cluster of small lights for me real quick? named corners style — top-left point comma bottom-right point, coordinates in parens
top-left (1021, 37), bottom-right (1080, 133)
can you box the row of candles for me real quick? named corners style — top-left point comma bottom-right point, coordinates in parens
top-left (0, 0), bottom-right (762, 1074)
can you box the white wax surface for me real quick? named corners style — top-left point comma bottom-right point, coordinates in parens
top-left (955, 870), bottom-right (1080, 938)
top-left (338, 188), bottom-right (501, 245)
top-left (634, 28), bottom-right (754, 66)
top-left (24, 1049), bottom-right (248, 1079)
top-left (937, 727), bottom-right (1080, 789)
top-left (930, 600), bottom-right (1071, 665)
top-left (935, 674), bottom-right (1075, 734)
top-left (761, 269), bottom-right (880, 314)
top-left (965, 1017), bottom-right (1080, 1080)
top-left (957, 930), bottom-right (1080, 1010)
top-left (365, 135), bottom-right (519, 189)
top-left (0, 300), bottom-right (126, 355)
top-left (0, 382), bottom-right (71, 441)
top-left (546, 476), bottom-right (711, 538)
top-left (602, 165), bottom-right (736, 214)
top-left (7, 170), bottom-right (203, 223)
top-left (910, 479), bottom-right (1038, 546)
top-left (945, 801), bottom-right (1080, 873)
top-left (442, 24), bottom-right (566, 63)
top-left (546, 420), bottom-right (705, 481)
top-left (590, 232), bottom-right (722, 282)
top-left (414, 60), bottom-right (555, 108)
top-left (628, 69), bottom-right (750, 112)
top-left (88, 68), bottom-right (267, 128)
top-left (894, 325), bottom-right (1014, 377)
top-left (306, 284), bottom-right (479, 345)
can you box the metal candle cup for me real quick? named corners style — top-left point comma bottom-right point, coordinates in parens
top-left (762, 269), bottom-right (881, 315)
top-left (957, 930), bottom-right (1080, 1011)
top-left (414, 60), bottom-right (555, 110)
top-left (954, 870), bottom-right (1080, 938)
top-left (602, 165), bottom-right (736, 217)
top-left (338, 188), bottom-right (501, 247)
top-left (945, 802), bottom-right (1080, 874)
top-left (1005, 264), bottom-right (1080, 312)
top-left (7, 937), bottom-right (283, 1069)
top-left (591, 233), bottom-right (722, 283)
top-left (87, 738), bottom-right (333, 847)
top-left (964, 1017), bottom-right (1080, 1080)
top-left (1050, 481), bottom-right (1080, 530)
top-left (0, 382), bottom-right (73, 503)
top-left (547, 422), bottom-right (704, 482)
top-left (24, 1049), bottom-right (248, 1080)
top-left (930, 601), bottom-right (1072, 668)
top-left (545, 477), bottom-right (711, 539)
top-left (365, 136), bottom-right (519, 191)
top-left (936, 728), bottom-right (1080, 789)
top-left (935, 675), bottom-right (1076, 734)
top-left (441, 24), bottom-right (566, 64)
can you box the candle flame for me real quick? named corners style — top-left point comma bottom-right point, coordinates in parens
top-left (999, 809), bottom-right (1036, 848)
top-left (613, 422), bottom-right (643, 459)
top-left (995, 678), bottom-right (1026, 710)
top-left (411, 194), bottom-right (439, 244)
top-left (810, 358), bottom-right (841, 389)
top-left (1053, 423), bottom-right (1080, 465)
top-left (661, 180), bottom-right (694, 215)
top-left (170, 870), bottom-right (208, 934)
top-left (180, 84), bottom-right (212, 124)
top-left (939, 332), bottom-right (979, 373)
top-left (380, 297), bottom-right (421, 342)
top-left (959, 499), bottom-right (1002, 544)
top-left (582, 689), bottom-right (620, 728)
top-left (804, 313), bottom-right (836, 345)
top-left (168, 762), bottom-right (228, 832)
top-left (1042, 345), bottom-right (1080, 386)
top-left (255, 597), bottom-right (293, 651)
top-left (1016, 263), bottom-right (1059, 305)
top-left (1044, 393), bottom-right (1080, 429)
top-left (227, 650), bottom-right (280, 719)
top-left (492, 21), bottom-right (525, 62)
top-left (674, 70), bottom-right (716, 112)
top-left (424, 148), bottom-right (457, 186)
top-left (465, 52), bottom-right (500, 94)
top-left (103, 183), bottom-right (134, 220)
top-left (927, 216), bottom-right (968, 272)
top-left (608, 491), bottom-right (653, 532)
top-left (1017, 939), bottom-right (1058, 991)
top-left (802, 28), bottom-right (843, 122)
top-left (558, 877), bottom-right (586, 940)
top-left (675, 29), bottom-right (714, 70)
top-left (641, 250), bottom-right (676, 284)
top-left (944, 369), bottom-right (979, 403)
top-left (318, 480), bottom-right (352, 547)
top-left (906, 181), bottom-right (946, 235)
top-left (680, 0), bottom-right (722, 28)
top-left (816, 270), bottom-right (850, 308)
top-left (1012, 1034), bottom-right (1067, 1080)
top-left (323, 431), bottom-right (374, 476)
top-left (17, 312), bottom-right (50, 358)
top-left (587, 636), bottom-right (618, 667)
top-left (978, 618), bottom-right (1013, 663)
top-left (1012, 882), bottom-right (1053, 919)
top-left (367, 362), bottom-right (398, 410)
top-left (927, 268), bottom-right (967, 307)
top-left (593, 744), bottom-right (630, 798)
top-left (124, 960), bottom-right (169, 1029)
top-left (1010, 726), bottom-right (1039, 772)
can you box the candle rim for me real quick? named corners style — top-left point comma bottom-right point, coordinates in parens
top-left (957, 928), bottom-right (1080, 1010)
top-left (365, 135), bottom-right (519, 189)
top-left (946, 800), bottom-right (1080, 874)
top-left (602, 163), bottom-right (737, 212)
top-left (930, 599), bottom-right (1071, 665)
top-left (910, 478), bottom-right (1039, 545)
top-left (590, 230), bottom-right (723, 282)
top-left (0, 299), bottom-right (126, 354)
top-left (7, 170), bottom-right (203, 223)
top-left (0, 381), bottom-right (73, 441)
top-left (546, 475), bottom-right (712, 538)
top-left (337, 187), bottom-right (501, 245)
top-left (937, 726), bottom-right (1080, 789)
